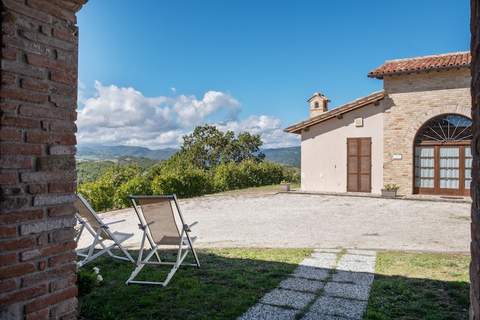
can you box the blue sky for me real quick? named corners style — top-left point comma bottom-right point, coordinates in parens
top-left (77, 0), bottom-right (469, 149)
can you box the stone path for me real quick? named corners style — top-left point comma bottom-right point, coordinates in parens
top-left (239, 249), bottom-right (377, 320)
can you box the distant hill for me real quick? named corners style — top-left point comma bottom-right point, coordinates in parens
top-left (77, 144), bottom-right (300, 167)
top-left (262, 146), bottom-right (300, 167)
top-left (77, 145), bottom-right (177, 161)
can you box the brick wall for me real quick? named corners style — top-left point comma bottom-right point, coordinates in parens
top-left (0, 1), bottom-right (84, 319)
top-left (471, 1), bottom-right (480, 318)
top-left (382, 69), bottom-right (471, 195)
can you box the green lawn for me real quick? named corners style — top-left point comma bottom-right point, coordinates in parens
top-left (365, 251), bottom-right (470, 320)
top-left (78, 249), bottom-right (470, 320)
top-left (78, 248), bottom-right (311, 320)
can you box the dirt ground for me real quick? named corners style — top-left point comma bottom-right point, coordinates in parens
top-left (77, 193), bottom-right (471, 252)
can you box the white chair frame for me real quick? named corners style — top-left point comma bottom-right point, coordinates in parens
top-left (126, 195), bottom-right (200, 287)
top-left (75, 194), bottom-right (135, 268)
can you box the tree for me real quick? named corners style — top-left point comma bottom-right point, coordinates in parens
top-left (180, 124), bottom-right (264, 169)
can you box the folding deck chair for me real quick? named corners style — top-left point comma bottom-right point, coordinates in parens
top-left (126, 195), bottom-right (200, 286)
top-left (74, 194), bottom-right (135, 268)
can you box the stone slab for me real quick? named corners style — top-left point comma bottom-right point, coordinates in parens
top-left (261, 288), bottom-right (315, 310)
top-left (331, 271), bottom-right (375, 286)
top-left (238, 303), bottom-right (298, 320)
top-left (301, 257), bottom-right (336, 269)
top-left (308, 296), bottom-right (367, 319)
top-left (279, 277), bottom-right (325, 293)
top-left (323, 281), bottom-right (371, 301)
top-left (293, 265), bottom-right (330, 281)
top-left (347, 249), bottom-right (377, 256)
top-left (301, 312), bottom-right (350, 320)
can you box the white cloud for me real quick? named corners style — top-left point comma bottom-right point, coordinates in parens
top-left (77, 82), bottom-right (299, 149)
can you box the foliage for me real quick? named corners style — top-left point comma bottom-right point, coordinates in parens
top-left (152, 167), bottom-right (213, 198)
top-left (383, 184), bottom-right (400, 191)
top-left (77, 160), bottom-right (115, 184)
top-left (78, 267), bottom-right (104, 296)
top-left (78, 164), bottom-right (142, 212)
top-left (180, 124), bottom-right (264, 169)
top-left (213, 160), bottom-right (285, 191)
top-left (113, 175), bottom-right (152, 208)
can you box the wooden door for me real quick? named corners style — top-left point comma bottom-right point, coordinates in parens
top-left (347, 138), bottom-right (371, 192)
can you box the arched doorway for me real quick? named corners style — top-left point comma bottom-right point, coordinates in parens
top-left (413, 114), bottom-right (472, 196)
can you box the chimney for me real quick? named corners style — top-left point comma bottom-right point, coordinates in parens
top-left (307, 92), bottom-right (330, 117)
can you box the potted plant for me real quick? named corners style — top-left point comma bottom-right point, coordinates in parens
top-left (280, 180), bottom-right (291, 192)
top-left (381, 184), bottom-right (399, 198)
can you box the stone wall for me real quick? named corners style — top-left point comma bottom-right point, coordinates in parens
top-left (0, 0), bottom-right (84, 319)
top-left (471, 1), bottom-right (480, 318)
top-left (382, 69), bottom-right (471, 195)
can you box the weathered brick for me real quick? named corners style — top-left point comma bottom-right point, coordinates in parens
top-left (0, 226), bottom-right (18, 239)
top-left (50, 70), bottom-right (76, 85)
top-left (21, 77), bottom-right (49, 93)
top-left (47, 205), bottom-right (76, 217)
top-left (48, 228), bottom-right (75, 244)
top-left (20, 216), bottom-right (75, 235)
top-left (0, 253), bottom-right (18, 267)
top-left (25, 308), bottom-right (49, 320)
top-left (21, 263), bottom-right (75, 288)
top-left (0, 197), bottom-right (31, 213)
top-left (28, 184), bottom-right (48, 195)
top-left (48, 251), bottom-right (75, 268)
top-left (26, 131), bottom-right (76, 145)
top-left (40, 241), bottom-right (75, 257)
top-left (0, 156), bottom-right (34, 169)
top-left (1, 115), bottom-right (42, 129)
top-left (0, 237), bottom-right (36, 252)
top-left (0, 284), bottom-right (47, 306)
top-left (0, 279), bottom-right (18, 293)
top-left (0, 172), bottom-right (18, 185)
top-left (21, 171), bottom-right (75, 183)
top-left (25, 287), bottom-right (77, 313)
top-left (0, 210), bottom-right (44, 224)
top-left (0, 143), bottom-right (43, 156)
top-left (48, 182), bottom-right (76, 193)
top-left (49, 145), bottom-right (76, 155)
top-left (26, 0), bottom-right (77, 23)
top-left (37, 155), bottom-right (75, 171)
top-left (2, 46), bottom-right (18, 60)
top-left (20, 249), bottom-right (41, 261)
top-left (0, 262), bottom-right (36, 279)
top-left (0, 127), bottom-right (22, 142)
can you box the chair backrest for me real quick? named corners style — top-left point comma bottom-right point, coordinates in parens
top-left (131, 196), bottom-right (184, 246)
top-left (74, 194), bottom-right (112, 240)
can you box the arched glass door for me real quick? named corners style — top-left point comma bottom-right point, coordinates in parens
top-left (414, 114), bottom-right (472, 196)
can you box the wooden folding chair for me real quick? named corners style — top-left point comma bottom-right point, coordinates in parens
top-left (126, 195), bottom-right (200, 286)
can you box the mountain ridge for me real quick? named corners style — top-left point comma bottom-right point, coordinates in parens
top-left (77, 144), bottom-right (300, 167)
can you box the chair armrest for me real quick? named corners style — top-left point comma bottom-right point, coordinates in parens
top-left (184, 221), bottom-right (198, 232)
top-left (103, 219), bottom-right (126, 227)
top-left (137, 221), bottom-right (155, 230)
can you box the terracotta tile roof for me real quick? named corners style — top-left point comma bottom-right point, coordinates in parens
top-left (284, 91), bottom-right (385, 134)
top-left (368, 51), bottom-right (471, 79)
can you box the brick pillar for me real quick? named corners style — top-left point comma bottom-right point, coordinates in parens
top-left (472, 0), bottom-right (480, 319)
top-left (0, 0), bottom-right (85, 319)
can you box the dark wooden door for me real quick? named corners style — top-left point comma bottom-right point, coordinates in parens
top-left (347, 138), bottom-right (371, 192)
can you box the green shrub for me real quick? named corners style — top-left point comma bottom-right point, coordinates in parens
top-left (113, 175), bottom-right (152, 208)
top-left (281, 166), bottom-right (301, 184)
top-left (152, 167), bottom-right (213, 198)
top-left (213, 160), bottom-right (285, 191)
top-left (78, 164), bottom-right (143, 211)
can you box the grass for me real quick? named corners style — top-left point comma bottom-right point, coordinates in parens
top-left (78, 248), bottom-right (311, 320)
top-left (365, 251), bottom-right (470, 320)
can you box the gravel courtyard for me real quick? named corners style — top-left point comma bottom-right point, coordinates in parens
top-left (78, 193), bottom-right (471, 252)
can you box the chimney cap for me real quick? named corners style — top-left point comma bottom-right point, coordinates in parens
top-left (307, 92), bottom-right (330, 103)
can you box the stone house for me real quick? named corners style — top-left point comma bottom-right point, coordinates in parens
top-left (285, 52), bottom-right (471, 196)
